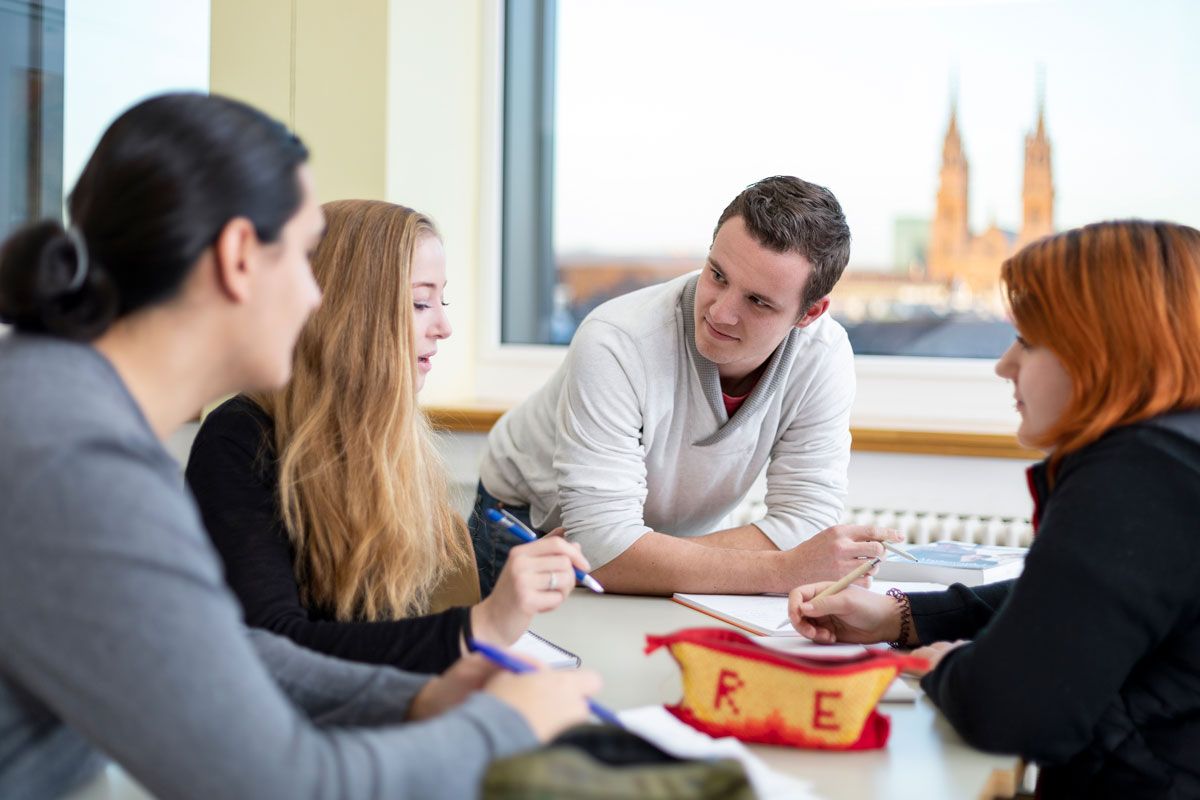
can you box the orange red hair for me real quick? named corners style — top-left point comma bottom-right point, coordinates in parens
top-left (1002, 220), bottom-right (1200, 467)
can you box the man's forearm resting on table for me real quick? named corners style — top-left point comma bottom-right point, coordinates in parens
top-left (692, 524), bottom-right (780, 551)
top-left (589, 531), bottom-right (794, 595)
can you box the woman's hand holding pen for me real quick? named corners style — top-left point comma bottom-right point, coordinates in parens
top-left (407, 651), bottom-right (605, 742)
top-left (407, 652), bottom-right (502, 721)
top-left (485, 668), bottom-right (604, 742)
top-left (471, 534), bottom-right (592, 645)
top-left (786, 582), bottom-right (909, 645)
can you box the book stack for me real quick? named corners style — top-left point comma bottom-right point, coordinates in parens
top-left (877, 540), bottom-right (1026, 587)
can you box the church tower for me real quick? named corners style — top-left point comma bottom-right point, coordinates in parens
top-left (1019, 94), bottom-right (1054, 247)
top-left (928, 99), bottom-right (970, 281)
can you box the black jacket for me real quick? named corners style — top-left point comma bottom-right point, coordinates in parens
top-left (909, 411), bottom-right (1200, 799)
top-left (185, 396), bottom-right (470, 673)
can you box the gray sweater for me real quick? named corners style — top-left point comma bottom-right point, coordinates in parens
top-left (0, 334), bottom-right (538, 800)
top-left (481, 273), bottom-right (854, 568)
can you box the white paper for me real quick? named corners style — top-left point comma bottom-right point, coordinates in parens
top-left (750, 637), bottom-right (870, 660)
top-left (617, 706), bottom-right (824, 800)
top-left (880, 675), bottom-right (921, 702)
top-left (673, 593), bottom-right (801, 637)
top-left (510, 630), bottom-right (580, 669)
top-left (869, 580), bottom-right (950, 595)
top-left (676, 582), bottom-right (950, 639)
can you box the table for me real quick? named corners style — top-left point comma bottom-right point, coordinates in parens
top-left (532, 590), bottom-right (1015, 800)
top-left (66, 590), bottom-right (1014, 800)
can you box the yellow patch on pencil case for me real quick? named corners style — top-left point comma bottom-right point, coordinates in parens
top-left (645, 627), bottom-right (926, 750)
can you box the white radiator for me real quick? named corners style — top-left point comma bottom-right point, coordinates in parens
top-left (729, 501), bottom-right (1034, 548)
top-left (840, 507), bottom-right (1033, 548)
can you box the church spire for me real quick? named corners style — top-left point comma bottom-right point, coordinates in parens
top-left (943, 103), bottom-right (963, 162)
top-left (1020, 68), bottom-right (1054, 246)
top-left (928, 87), bottom-right (970, 281)
top-left (1034, 63), bottom-right (1046, 138)
top-left (942, 72), bottom-right (964, 162)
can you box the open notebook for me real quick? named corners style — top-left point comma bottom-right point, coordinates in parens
top-left (510, 630), bottom-right (581, 669)
top-left (672, 585), bottom-right (946, 703)
top-left (672, 593), bottom-right (802, 637)
top-left (674, 582), bottom-right (949, 638)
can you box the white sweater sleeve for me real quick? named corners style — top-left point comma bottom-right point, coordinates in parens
top-left (753, 333), bottom-right (854, 548)
top-left (553, 319), bottom-right (654, 568)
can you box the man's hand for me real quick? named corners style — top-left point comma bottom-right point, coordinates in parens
top-left (780, 525), bottom-right (903, 586)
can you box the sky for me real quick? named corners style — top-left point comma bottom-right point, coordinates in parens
top-left (553, 0), bottom-right (1200, 268)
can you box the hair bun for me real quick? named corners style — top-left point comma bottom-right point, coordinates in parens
top-left (0, 220), bottom-right (118, 340)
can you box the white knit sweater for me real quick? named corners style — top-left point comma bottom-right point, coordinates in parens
top-left (480, 272), bottom-right (855, 568)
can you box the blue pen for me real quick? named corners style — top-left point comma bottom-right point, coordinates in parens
top-left (469, 638), bottom-right (624, 728)
top-left (484, 508), bottom-right (605, 593)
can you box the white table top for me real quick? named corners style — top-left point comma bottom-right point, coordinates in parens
top-left (66, 589), bottom-right (1013, 800)
top-left (532, 590), bottom-right (1014, 800)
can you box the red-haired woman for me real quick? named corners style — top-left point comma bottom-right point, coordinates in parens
top-left (787, 221), bottom-right (1200, 798)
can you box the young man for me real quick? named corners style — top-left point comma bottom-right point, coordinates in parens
top-left (472, 176), bottom-right (897, 596)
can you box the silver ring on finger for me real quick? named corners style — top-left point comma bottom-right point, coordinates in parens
top-left (547, 571), bottom-right (558, 591)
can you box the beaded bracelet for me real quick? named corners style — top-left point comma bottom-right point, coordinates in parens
top-left (885, 587), bottom-right (913, 649)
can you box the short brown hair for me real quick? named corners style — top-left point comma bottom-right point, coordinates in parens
top-left (714, 175), bottom-right (851, 307)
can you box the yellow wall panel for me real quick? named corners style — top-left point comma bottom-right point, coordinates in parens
top-left (210, 0), bottom-right (389, 203)
top-left (294, 0), bottom-right (388, 203)
top-left (209, 0), bottom-right (293, 125)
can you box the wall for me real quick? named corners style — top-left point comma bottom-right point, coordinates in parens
top-left (210, 0), bottom-right (388, 203)
top-left (386, 0), bottom-right (489, 403)
top-left (208, 0), bottom-right (484, 402)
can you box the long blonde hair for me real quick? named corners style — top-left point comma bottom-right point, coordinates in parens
top-left (254, 199), bottom-right (474, 621)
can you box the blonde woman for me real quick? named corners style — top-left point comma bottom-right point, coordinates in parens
top-left (186, 199), bottom-right (589, 672)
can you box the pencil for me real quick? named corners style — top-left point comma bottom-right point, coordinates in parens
top-left (881, 541), bottom-right (919, 563)
top-left (812, 557), bottom-right (881, 601)
top-left (776, 557), bottom-right (882, 630)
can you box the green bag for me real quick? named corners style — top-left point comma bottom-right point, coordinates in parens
top-left (482, 723), bottom-right (757, 799)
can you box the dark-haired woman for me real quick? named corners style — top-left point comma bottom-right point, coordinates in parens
top-left (0, 92), bottom-right (599, 800)
top-left (786, 221), bottom-right (1200, 798)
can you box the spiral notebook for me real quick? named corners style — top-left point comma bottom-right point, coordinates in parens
top-left (511, 630), bottom-right (581, 669)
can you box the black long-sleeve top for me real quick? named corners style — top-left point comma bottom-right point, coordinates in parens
top-left (908, 411), bottom-right (1200, 799)
top-left (185, 396), bottom-right (470, 674)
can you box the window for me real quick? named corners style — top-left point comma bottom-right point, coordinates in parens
top-left (1, 0), bottom-right (65, 240)
top-left (500, 0), bottom-right (1200, 361)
